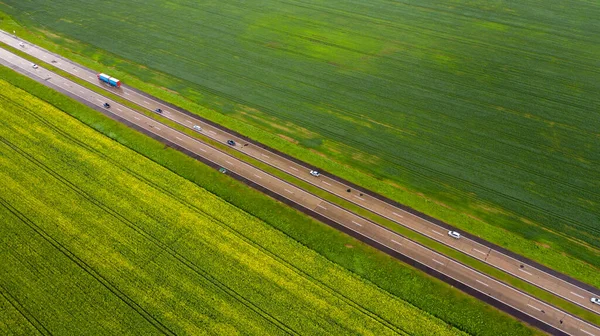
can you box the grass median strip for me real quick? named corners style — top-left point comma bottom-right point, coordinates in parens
top-left (0, 65), bottom-right (544, 336)
top-left (3, 39), bottom-right (599, 327)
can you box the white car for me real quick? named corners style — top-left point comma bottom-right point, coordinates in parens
top-left (32, 64), bottom-right (38, 69)
top-left (448, 231), bottom-right (461, 239)
top-left (19, 42), bottom-right (24, 47)
top-left (591, 297), bottom-right (600, 305)
top-left (193, 125), bottom-right (202, 131)
top-left (310, 170), bottom-right (320, 177)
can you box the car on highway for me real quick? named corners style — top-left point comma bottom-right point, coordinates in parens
top-left (155, 108), bottom-right (162, 113)
top-left (193, 125), bottom-right (202, 131)
top-left (103, 103), bottom-right (111, 108)
top-left (310, 170), bottom-right (320, 177)
top-left (19, 42), bottom-right (24, 47)
top-left (227, 140), bottom-right (236, 146)
top-left (32, 64), bottom-right (38, 69)
top-left (592, 297), bottom-right (600, 305)
top-left (448, 231), bottom-right (461, 239)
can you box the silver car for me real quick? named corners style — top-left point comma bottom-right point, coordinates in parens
top-left (310, 170), bottom-right (320, 177)
top-left (591, 297), bottom-right (600, 305)
top-left (193, 125), bottom-right (202, 131)
top-left (448, 231), bottom-right (461, 239)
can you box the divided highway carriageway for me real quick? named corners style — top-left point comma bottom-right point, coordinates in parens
top-left (1, 31), bottom-right (599, 336)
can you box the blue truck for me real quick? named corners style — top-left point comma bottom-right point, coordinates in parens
top-left (97, 73), bottom-right (121, 87)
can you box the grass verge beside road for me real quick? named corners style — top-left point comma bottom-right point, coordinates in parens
top-left (2, 39), bottom-right (598, 326)
top-left (0, 65), bottom-right (544, 336)
top-left (1, 8), bottom-right (598, 291)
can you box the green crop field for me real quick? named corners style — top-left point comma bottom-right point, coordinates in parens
top-left (2, 0), bottom-right (598, 286)
top-left (0, 79), bottom-right (462, 335)
top-left (0, 68), bottom-right (544, 336)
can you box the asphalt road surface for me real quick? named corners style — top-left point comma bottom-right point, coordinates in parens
top-left (2, 30), bottom-right (598, 317)
top-left (1, 38), bottom-right (599, 336)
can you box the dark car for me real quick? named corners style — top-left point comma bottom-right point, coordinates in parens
top-left (227, 140), bottom-right (236, 146)
top-left (103, 103), bottom-right (111, 108)
top-left (155, 108), bottom-right (162, 113)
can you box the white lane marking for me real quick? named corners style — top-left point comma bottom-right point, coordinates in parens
top-left (284, 189), bottom-right (294, 194)
top-left (116, 108), bottom-right (122, 112)
top-left (527, 304), bottom-right (541, 312)
top-left (198, 148), bottom-right (206, 152)
top-left (80, 90), bottom-right (85, 94)
top-left (519, 269), bottom-right (533, 276)
top-left (254, 174), bottom-right (262, 179)
top-left (124, 92), bottom-right (130, 96)
top-left (351, 220), bottom-right (362, 227)
top-left (432, 230), bottom-right (443, 236)
top-left (473, 248), bottom-right (487, 255)
top-left (432, 259), bottom-right (445, 266)
top-left (134, 117), bottom-right (140, 120)
top-left (290, 166), bottom-right (299, 171)
top-left (207, 130), bottom-right (216, 135)
top-left (225, 161), bottom-right (233, 165)
top-left (186, 120), bottom-right (193, 124)
top-left (74, 69), bottom-right (78, 72)
top-left (143, 100), bottom-right (149, 104)
top-left (317, 204), bottom-right (327, 210)
top-left (322, 181), bottom-right (332, 186)
top-left (391, 239), bottom-right (402, 246)
top-left (475, 279), bottom-right (489, 287)
top-left (96, 98), bottom-right (103, 103)
top-left (392, 212), bottom-right (404, 218)
top-left (176, 137), bottom-right (183, 141)
top-left (155, 127), bottom-right (161, 131)
top-left (571, 292), bottom-right (585, 299)
top-left (262, 154), bottom-right (270, 158)
top-left (354, 195), bottom-right (365, 201)
top-left (580, 328), bottom-right (596, 336)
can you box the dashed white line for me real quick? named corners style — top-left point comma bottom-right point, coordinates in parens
top-left (207, 130), bottom-right (216, 135)
top-left (155, 127), bottom-right (161, 131)
top-left (571, 292), bottom-right (585, 299)
top-left (225, 161), bottom-right (233, 165)
top-left (354, 195), bottom-right (365, 201)
top-left (116, 108), bottom-right (122, 112)
top-left (262, 154), bottom-right (270, 158)
top-left (473, 248), bottom-right (487, 255)
top-left (198, 148), bottom-right (206, 152)
top-left (322, 181), bottom-right (332, 186)
top-left (519, 269), bottom-right (533, 276)
top-left (176, 137), bottom-right (183, 141)
top-left (317, 204), bottom-right (327, 210)
top-left (432, 230), bottom-right (443, 236)
top-left (391, 239), bottom-right (402, 246)
top-left (134, 117), bottom-right (140, 120)
top-left (290, 166), bottom-right (299, 171)
top-left (254, 174), bottom-right (262, 179)
top-left (143, 100), bottom-right (149, 104)
top-left (392, 212), bottom-right (404, 218)
top-left (124, 92), bottom-right (130, 96)
top-left (580, 328), bottom-right (596, 336)
top-left (284, 189), bottom-right (294, 194)
top-left (80, 90), bottom-right (85, 94)
top-left (186, 120), bottom-right (193, 124)
top-left (351, 220), bottom-right (362, 227)
top-left (432, 259), bottom-right (445, 266)
top-left (475, 279), bottom-right (489, 287)
top-left (527, 304), bottom-right (541, 312)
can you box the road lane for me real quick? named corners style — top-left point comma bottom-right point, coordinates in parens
top-left (2, 44), bottom-right (599, 335)
top-left (2, 29), bottom-right (597, 317)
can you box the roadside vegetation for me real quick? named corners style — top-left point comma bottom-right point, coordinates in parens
top-left (1, 1), bottom-right (598, 289)
top-left (0, 66), bottom-right (543, 335)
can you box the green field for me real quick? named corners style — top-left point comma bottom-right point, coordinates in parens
top-left (0, 72), bottom-right (547, 335)
top-left (2, 0), bottom-right (598, 286)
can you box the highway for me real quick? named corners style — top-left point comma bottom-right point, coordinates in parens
top-left (1, 38), bottom-right (599, 336)
top-left (2, 29), bottom-right (598, 318)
